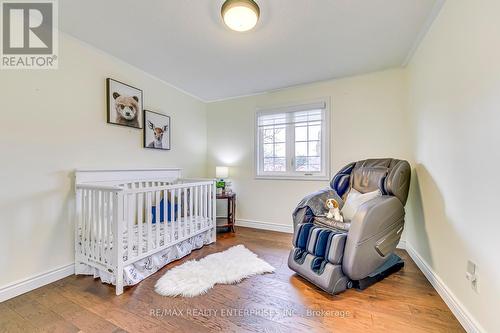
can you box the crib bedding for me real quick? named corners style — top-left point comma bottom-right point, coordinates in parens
top-left (76, 219), bottom-right (213, 286)
top-left (122, 221), bottom-right (208, 261)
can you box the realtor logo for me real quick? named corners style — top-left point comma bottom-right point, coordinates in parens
top-left (1, 0), bottom-right (58, 69)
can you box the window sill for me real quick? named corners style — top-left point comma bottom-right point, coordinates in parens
top-left (255, 175), bottom-right (330, 181)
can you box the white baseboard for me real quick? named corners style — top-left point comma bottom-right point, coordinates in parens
top-left (237, 219), bottom-right (408, 250)
top-left (405, 243), bottom-right (484, 333)
top-left (236, 218), bottom-right (408, 249)
top-left (236, 219), bottom-right (293, 233)
top-left (0, 264), bottom-right (74, 302)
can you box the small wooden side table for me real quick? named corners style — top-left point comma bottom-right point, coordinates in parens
top-left (216, 192), bottom-right (236, 232)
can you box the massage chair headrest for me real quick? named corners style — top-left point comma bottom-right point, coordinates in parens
top-left (330, 158), bottom-right (411, 205)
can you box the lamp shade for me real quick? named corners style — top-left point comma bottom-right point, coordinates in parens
top-left (216, 166), bottom-right (229, 179)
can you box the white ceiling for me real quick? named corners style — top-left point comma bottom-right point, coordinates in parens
top-left (60, 0), bottom-right (441, 102)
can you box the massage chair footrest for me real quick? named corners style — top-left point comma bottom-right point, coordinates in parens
top-left (288, 248), bottom-right (351, 294)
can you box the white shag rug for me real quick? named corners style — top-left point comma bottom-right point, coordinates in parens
top-left (154, 245), bottom-right (275, 297)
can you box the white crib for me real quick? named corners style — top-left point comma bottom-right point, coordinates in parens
top-left (74, 168), bottom-right (216, 295)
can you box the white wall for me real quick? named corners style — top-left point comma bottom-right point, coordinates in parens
top-left (207, 69), bottom-right (411, 231)
top-left (407, 1), bottom-right (499, 332)
top-left (0, 34), bottom-right (207, 288)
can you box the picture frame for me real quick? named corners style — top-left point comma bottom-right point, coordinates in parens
top-left (106, 78), bottom-right (144, 129)
top-left (143, 110), bottom-right (171, 150)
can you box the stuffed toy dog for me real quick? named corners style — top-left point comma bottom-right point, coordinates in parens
top-left (326, 198), bottom-right (343, 222)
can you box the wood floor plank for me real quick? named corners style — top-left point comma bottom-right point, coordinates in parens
top-left (0, 302), bottom-right (37, 333)
top-left (1, 227), bottom-right (464, 332)
top-left (5, 298), bottom-right (80, 333)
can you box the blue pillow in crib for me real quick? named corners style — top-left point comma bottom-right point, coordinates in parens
top-left (151, 198), bottom-right (177, 224)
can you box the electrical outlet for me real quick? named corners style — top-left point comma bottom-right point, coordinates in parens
top-left (466, 260), bottom-right (479, 293)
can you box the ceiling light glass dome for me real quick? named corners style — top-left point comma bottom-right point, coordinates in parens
top-left (221, 0), bottom-right (260, 32)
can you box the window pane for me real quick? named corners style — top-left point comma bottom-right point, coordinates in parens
top-left (274, 158), bottom-right (286, 171)
top-left (263, 158), bottom-right (274, 172)
top-left (308, 164), bottom-right (321, 172)
top-left (263, 128), bottom-right (274, 143)
top-left (275, 143), bottom-right (286, 157)
top-left (263, 144), bottom-right (274, 158)
top-left (274, 127), bottom-right (286, 143)
top-left (308, 157), bottom-right (321, 166)
top-left (308, 125), bottom-right (321, 141)
top-left (295, 142), bottom-right (307, 156)
top-left (295, 156), bottom-right (308, 171)
top-left (295, 125), bottom-right (307, 141)
top-left (308, 141), bottom-right (321, 157)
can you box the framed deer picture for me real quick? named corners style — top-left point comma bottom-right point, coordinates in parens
top-left (144, 110), bottom-right (171, 150)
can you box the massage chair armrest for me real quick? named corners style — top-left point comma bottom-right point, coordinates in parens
top-left (292, 188), bottom-right (342, 232)
top-left (293, 207), bottom-right (311, 232)
top-left (342, 196), bottom-right (405, 280)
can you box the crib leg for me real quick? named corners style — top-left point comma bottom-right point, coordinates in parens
top-left (210, 227), bottom-right (217, 244)
top-left (116, 283), bottom-right (124, 295)
top-left (116, 267), bottom-right (124, 295)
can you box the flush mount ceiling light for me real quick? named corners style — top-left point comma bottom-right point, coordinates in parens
top-left (221, 0), bottom-right (260, 32)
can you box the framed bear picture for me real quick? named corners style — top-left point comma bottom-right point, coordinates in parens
top-left (106, 78), bottom-right (143, 129)
top-left (144, 110), bottom-right (171, 150)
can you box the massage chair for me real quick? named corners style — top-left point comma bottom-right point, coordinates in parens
top-left (288, 158), bottom-right (411, 294)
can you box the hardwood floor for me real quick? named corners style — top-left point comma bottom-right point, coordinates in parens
top-left (0, 227), bottom-right (464, 333)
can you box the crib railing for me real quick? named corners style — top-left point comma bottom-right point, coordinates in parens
top-left (75, 187), bottom-right (118, 270)
top-left (75, 179), bottom-right (216, 271)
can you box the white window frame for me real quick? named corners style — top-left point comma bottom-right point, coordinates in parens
top-left (255, 99), bottom-right (331, 181)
